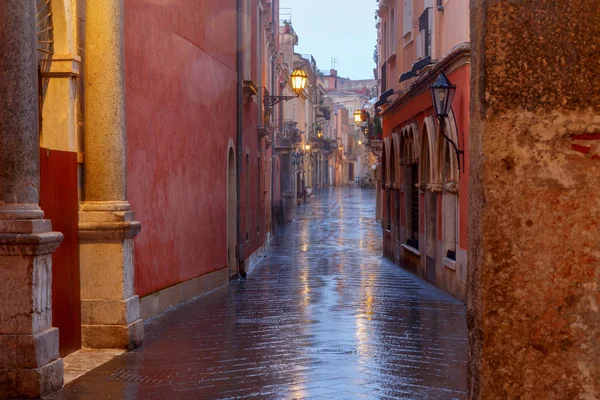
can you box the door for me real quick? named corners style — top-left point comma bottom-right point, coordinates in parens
top-left (425, 190), bottom-right (437, 283)
top-left (39, 148), bottom-right (81, 357)
top-left (227, 148), bottom-right (237, 277)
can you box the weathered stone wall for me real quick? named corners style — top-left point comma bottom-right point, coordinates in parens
top-left (468, 1), bottom-right (600, 399)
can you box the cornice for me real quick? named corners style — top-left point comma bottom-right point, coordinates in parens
top-left (381, 42), bottom-right (471, 118)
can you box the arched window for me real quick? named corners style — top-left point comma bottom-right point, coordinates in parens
top-left (403, 124), bottom-right (420, 249)
top-left (383, 138), bottom-right (392, 231)
top-left (439, 112), bottom-right (460, 261)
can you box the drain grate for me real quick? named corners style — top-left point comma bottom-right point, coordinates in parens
top-left (307, 347), bottom-right (357, 355)
top-left (236, 317), bottom-right (286, 325)
top-left (104, 368), bottom-right (173, 384)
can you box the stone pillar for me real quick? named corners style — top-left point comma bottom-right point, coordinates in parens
top-left (0, 2), bottom-right (64, 397)
top-left (79, 0), bottom-right (143, 350)
top-left (469, 1), bottom-right (600, 399)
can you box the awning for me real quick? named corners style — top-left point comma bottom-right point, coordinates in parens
top-left (399, 56), bottom-right (432, 83)
top-left (375, 88), bottom-right (394, 108)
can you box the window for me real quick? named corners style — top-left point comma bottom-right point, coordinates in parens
top-left (243, 0), bottom-right (251, 80)
top-left (416, 8), bottom-right (432, 59)
top-left (383, 21), bottom-right (388, 58)
top-left (442, 143), bottom-right (457, 260)
top-left (381, 62), bottom-right (387, 92)
top-left (257, 5), bottom-right (264, 124)
top-left (386, 191), bottom-right (391, 230)
top-left (407, 162), bottom-right (419, 248)
top-left (403, 0), bottom-right (413, 37)
top-left (257, 155), bottom-right (261, 233)
top-left (245, 154), bottom-right (250, 241)
top-left (390, 9), bottom-right (396, 55)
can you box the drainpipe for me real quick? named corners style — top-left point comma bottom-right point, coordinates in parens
top-left (270, 0), bottom-right (276, 236)
top-left (270, 63), bottom-right (276, 234)
top-left (236, 0), bottom-right (246, 278)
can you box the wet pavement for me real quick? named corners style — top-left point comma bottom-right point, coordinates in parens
top-left (47, 187), bottom-right (467, 400)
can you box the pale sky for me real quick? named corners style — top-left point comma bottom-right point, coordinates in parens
top-left (279, 0), bottom-right (378, 80)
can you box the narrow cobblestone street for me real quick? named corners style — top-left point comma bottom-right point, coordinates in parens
top-left (48, 187), bottom-right (467, 400)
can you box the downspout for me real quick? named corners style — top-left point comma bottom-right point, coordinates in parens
top-left (270, 0), bottom-right (276, 235)
top-left (236, 0), bottom-right (246, 278)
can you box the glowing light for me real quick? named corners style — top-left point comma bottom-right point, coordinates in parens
top-left (291, 68), bottom-right (308, 96)
top-left (353, 110), bottom-right (362, 126)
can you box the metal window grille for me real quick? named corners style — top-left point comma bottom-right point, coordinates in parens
top-left (37, 0), bottom-right (54, 133)
top-left (37, 0), bottom-right (54, 65)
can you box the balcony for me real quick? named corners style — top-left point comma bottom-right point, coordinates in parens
top-left (275, 120), bottom-right (302, 149)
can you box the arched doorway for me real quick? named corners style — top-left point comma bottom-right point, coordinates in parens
top-left (421, 118), bottom-right (438, 284)
top-left (227, 146), bottom-right (238, 278)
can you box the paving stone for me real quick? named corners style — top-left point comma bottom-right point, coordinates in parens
top-left (47, 187), bottom-right (467, 399)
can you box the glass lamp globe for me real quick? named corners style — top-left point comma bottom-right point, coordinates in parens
top-left (291, 68), bottom-right (308, 96)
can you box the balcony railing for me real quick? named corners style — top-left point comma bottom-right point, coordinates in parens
top-left (275, 120), bottom-right (301, 148)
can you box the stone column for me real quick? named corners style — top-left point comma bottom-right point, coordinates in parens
top-left (79, 0), bottom-right (143, 350)
top-left (0, 1), bottom-right (64, 397)
top-left (469, 1), bottom-right (600, 399)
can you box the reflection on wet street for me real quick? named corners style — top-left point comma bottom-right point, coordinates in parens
top-left (48, 187), bottom-right (467, 399)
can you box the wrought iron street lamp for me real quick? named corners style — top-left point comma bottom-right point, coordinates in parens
top-left (430, 72), bottom-right (463, 171)
top-left (291, 69), bottom-right (308, 95)
top-left (353, 110), bottom-right (362, 126)
top-left (430, 72), bottom-right (456, 118)
top-left (305, 144), bottom-right (310, 151)
top-left (268, 68), bottom-right (308, 107)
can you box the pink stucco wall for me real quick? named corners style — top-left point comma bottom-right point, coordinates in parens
top-left (125, 0), bottom-right (237, 296)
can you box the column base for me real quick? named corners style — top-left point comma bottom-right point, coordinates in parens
top-left (82, 319), bottom-right (143, 350)
top-left (79, 202), bottom-right (143, 351)
top-left (81, 296), bottom-right (143, 350)
top-left (0, 358), bottom-right (64, 399)
top-left (0, 219), bottom-right (63, 399)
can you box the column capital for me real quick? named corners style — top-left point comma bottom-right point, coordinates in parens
top-left (80, 200), bottom-right (131, 213)
top-left (0, 231), bottom-right (63, 256)
top-left (79, 202), bottom-right (141, 241)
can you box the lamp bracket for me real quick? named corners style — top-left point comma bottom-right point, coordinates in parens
top-left (267, 94), bottom-right (298, 107)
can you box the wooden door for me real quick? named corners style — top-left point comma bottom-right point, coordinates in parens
top-left (39, 148), bottom-right (81, 356)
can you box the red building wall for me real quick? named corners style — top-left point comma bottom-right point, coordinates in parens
top-left (379, 62), bottom-right (470, 301)
top-left (381, 66), bottom-right (470, 252)
top-left (124, 0), bottom-right (237, 296)
top-left (241, 101), bottom-right (269, 259)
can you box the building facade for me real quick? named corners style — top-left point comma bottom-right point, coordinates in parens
top-left (0, 0), bottom-right (282, 397)
top-left (375, 0), bottom-right (470, 301)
